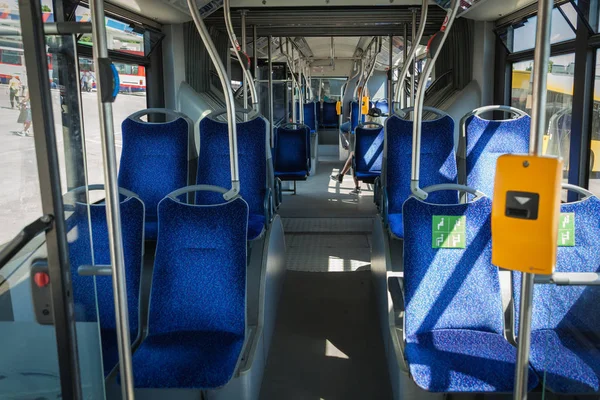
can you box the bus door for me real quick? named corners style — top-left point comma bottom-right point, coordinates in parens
top-left (0, 1), bottom-right (135, 399)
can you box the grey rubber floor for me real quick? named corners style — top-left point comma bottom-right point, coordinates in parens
top-left (259, 270), bottom-right (393, 400)
top-left (278, 161), bottom-right (378, 219)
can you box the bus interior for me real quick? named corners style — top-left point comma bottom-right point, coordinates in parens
top-left (1, 0), bottom-right (600, 399)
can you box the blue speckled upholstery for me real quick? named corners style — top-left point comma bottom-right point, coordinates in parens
top-left (385, 114), bottom-right (458, 239)
top-left (274, 125), bottom-right (309, 181)
top-left (119, 116), bottom-right (190, 240)
top-left (512, 195), bottom-right (600, 393)
top-left (316, 102), bottom-right (322, 126)
top-left (68, 194), bottom-right (144, 376)
top-left (350, 101), bottom-right (362, 133)
top-left (132, 194), bottom-right (248, 389)
top-left (196, 115), bottom-right (268, 240)
top-left (465, 114), bottom-right (530, 197)
top-left (354, 124), bottom-right (383, 183)
top-left (322, 101), bottom-right (338, 128)
top-left (403, 196), bottom-right (538, 392)
top-left (304, 102), bottom-right (317, 133)
top-left (375, 99), bottom-right (389, 115)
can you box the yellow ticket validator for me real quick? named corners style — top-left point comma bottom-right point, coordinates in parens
top-left (491, 154), bottom-right (562, 275)
top-left (336, 101), bottom-right (342, 116)
top-left (361, 96), bottom-right (370, 115)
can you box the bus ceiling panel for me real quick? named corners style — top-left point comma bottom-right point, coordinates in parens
top-left (202, 6), bottom-right (447, 37)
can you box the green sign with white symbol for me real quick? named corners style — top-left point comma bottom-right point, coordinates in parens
top-left (558, 212), bottom-right (575, 247)
top-left (432, 216), bottom-right (466, 249)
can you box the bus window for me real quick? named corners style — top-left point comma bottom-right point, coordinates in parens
top-left (1, 50), bottom-right (22, 66)
top-left (589, 49), bottom-right (600, 196)
top-left (77, 58), bottom-right (147, 188)
top-left (511, 53), bottom-right (576, 198)
top-left (75, 6), bottom-right (144, 57)
top-left (511, 8), bottom-right (575, 53)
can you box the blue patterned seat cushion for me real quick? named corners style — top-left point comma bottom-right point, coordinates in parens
top-left (197, 116), bottom-right (269, 238)
top-left (132, 196), bottom-right (248, 388)
top-left (387, 213), bottom-right (404, 238)
top-left (248, 214), bottom-right (265, 241)
top-left (120, 117), bottom-right (189, 240)
top-left (512, 196), bottom-right (600, 394)
top-left (529, 330), bottom-right (600, 393)
top-left (406, 330), bottom-right (539, 392)
top-left (275, 171), bottom-right (308, 180)
top-left (132, 331), bottom-right (244, 389)
top-left (68, 196), bottom-right (144, 376)
top-left (354, 124), bottom-right (383, 182)
top-left (385, 114), bottom-right (457, 238)
top-left (465, 114), bottom-right (530, 197)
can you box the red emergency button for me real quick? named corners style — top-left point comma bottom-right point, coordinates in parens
top-left (34, 272), bottom-right (50, 288)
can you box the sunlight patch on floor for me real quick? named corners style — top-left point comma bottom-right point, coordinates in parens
top-left (325, 339), bottom-right (350, 360)
top-left (327, 255), bottom-right (369, 272)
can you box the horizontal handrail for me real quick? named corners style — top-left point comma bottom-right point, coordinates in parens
top-left (0, 215), bottom-right (53, 271)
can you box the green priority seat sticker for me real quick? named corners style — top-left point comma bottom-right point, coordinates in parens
top-left (558, 212), bottom-right (575, 247)
top-left (432, 216), bottom-right (466, 249)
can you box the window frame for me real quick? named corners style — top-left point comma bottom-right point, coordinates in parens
top-left (498, 0), bottom-right (600, 200)
top-left (70, 3), bottom-right (165, 110)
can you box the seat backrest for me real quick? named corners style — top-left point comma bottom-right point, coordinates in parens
top-left (316, 101), bottom-right (322, 125)
top-left (274, 124), bottom-right (309, 173)
top-left (512, 195), bottom-right (600, 336)
top-left (304, 102), bottom-right (317, 132)
top-left (375, 99), bottom-right (389, 115)
top-left (385, 112), bottom-right (458, 214)
top-left (322, 101), bottom-right (338, 126)
top-left (403, 196), bottom-right (504, 341)
top-left (148, 190), bottom-right (248, 336)
top-left (67, 188), bottom-right (144, 373)
top-left (197, 114), bottom-right (268, 218)
top-left (354, 123), bottom-right (384, 175)
top-left (351, 101), bottom-right (360, 132)
top-left (464, 113), bottom-right (530, 197)
top-left (119, 109), bottom-right (194, 240)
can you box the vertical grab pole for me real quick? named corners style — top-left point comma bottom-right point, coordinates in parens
top-left (514, 0), bottom-right (553, 398)
top-left (394, 0), bottom-right (427, 111)
top-left (88, 0), bottom-right (135, 397)
top-left (410, 0), bottom-right (460, 200)
top-left (253, 25), bottom-right (258, 106)
top-left (268, 36), bottom-right (275, 147)
top-left (299, 58), bottom-right (305, 124)
top-left (188, 0), bottom-right (240, 199)
top-left (410, 8), bottom-right (417, 107)
top-left (224, 0), bottom-right (257, 110)
top-left (388, 34), bottom-right (393, 112)
top-left (291, 43), bottom-right (296, 123)
top-left (240, 10), bottom-right (248, 112)
top-left (402, 23), bottom-right (408, 109)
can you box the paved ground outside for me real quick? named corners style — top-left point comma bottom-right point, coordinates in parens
top-left (0, 83), bottom-right (146, 244)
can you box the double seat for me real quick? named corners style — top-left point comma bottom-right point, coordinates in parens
top-left (386, 105), bottom-right (600, 394)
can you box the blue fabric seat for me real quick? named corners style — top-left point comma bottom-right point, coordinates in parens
top-left (119, 109), bottom-right (193, 240)
top-left (403, 196), bottom-right (539, 393)
top-left (196, 114), bottom-right (270, 240)
top-left (353, 123), bottom-right (383, 184)
top-left (304, 102), bottom-right (317, 133)
top-left (67, 188), bottom-right (144, 376)
top-left (132, 188), bottom-right (248, 389)
top-left (512, 195), bottom-right (600, 394)
top-left (316, 101), bottom-right (322, 127)
top-left (384, 111), bottom-right (458, 239)
top-left (375, 99), bottom-right (389, 115)
top-left (464, 112), bottom-right (530, 197)
top-left (322, 101), bottom-right (338, 128)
